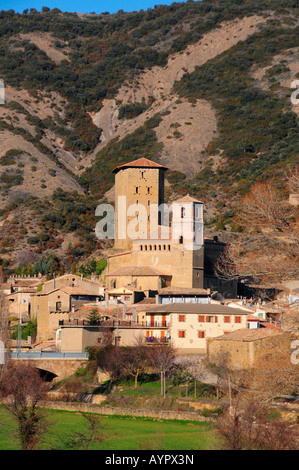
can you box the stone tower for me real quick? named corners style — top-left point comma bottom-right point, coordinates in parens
top-left (170, 195), bottom-right (205, 288)
top-left (113, 158), bottom-right (168, 251)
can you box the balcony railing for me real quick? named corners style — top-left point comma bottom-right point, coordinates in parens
top-left (10, 351), bottom-right (89, 359)
top-left (59, 319), bottom-right (170, 328)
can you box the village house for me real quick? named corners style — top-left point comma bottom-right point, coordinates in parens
top-left (156, 286), bottom-right (211, 304)
top-left (105, 265), bottom-right (172, 296)
top-left (5, 275), bottom-right (43, 321)
top-left (57, 302), bottom-right (248, 355)
top-left (31, 274), bottom-right (105, 341)
top-left (41, 273), bottom-right (105, 296)
top-left (206, 328), bottom-right (283, 369)
top-left (140, 303), bottom-right (248, 354)
top-left (106, 286), bottom-right (146, 304)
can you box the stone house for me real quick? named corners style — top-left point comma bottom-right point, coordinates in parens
top-left (206, 328), bottom-right (283, 369)
top-left (31, 284), bottom-right (104, 341)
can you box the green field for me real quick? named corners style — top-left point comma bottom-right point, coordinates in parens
top-left (0, 405), bottom-right (216, 450)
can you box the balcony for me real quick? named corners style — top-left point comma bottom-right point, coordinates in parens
top-left (58, 319), bottom-right (169, 329)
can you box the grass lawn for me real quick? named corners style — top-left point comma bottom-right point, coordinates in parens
top-left (0, 405), bottom-right (216, 450)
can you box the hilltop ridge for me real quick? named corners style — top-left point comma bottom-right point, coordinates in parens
top-left (0, 0), bottom-right (298, 274)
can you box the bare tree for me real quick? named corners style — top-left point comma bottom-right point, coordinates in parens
top-left (205, 351), bottom-right (250, 403)
top-left (121, 343), bottom-right (150, 389)
top-left (216, 181), bottom-right (299, 286)
top-left (216, 237), bottom-right (299, 285)
top-left (215, 395), bottom-right (299, 450)
top-left (147, 343), bottom-right (177, 397)
top-left (235, 182), bottom-right (292, 233)
top-left (0, 362), bottom-right (51, 450)
top-left (97, 344), bottom-right (126, 383)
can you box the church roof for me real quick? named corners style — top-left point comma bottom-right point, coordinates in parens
top-left (106, 265), bottom-right (172, 277)
top-left (112, 157), bottom-right (168, 173)
top-left (172, 194), bottom-right (203, 204)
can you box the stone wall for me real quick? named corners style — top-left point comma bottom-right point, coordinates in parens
top-left (41, 400), bottom-right (211, 422)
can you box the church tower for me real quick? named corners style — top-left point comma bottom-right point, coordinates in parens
top-left (112, 158), bottom-right (168, 251)
top-left (170, 195), bottom-right (205, 288)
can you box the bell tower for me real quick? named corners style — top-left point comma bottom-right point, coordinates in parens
top-left (113, 158), bottom-right (168, 251)
top-left (171, 195), bottom-right (204, 288)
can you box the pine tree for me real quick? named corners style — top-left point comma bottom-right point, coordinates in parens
top-left (87, 308), bottom-right (101, 326)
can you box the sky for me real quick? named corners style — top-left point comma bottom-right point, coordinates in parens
top-left (1, 0), bottom-right (185, 14)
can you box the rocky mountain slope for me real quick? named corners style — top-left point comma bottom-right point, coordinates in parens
top-left (0, 1), bottom-right (298, 274)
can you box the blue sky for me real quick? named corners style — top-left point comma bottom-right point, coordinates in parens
top-left (1, 0), bottom-right (185, 14)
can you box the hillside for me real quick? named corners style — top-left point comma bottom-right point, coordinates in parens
top-left (0, 0), bottom-right (298, 275)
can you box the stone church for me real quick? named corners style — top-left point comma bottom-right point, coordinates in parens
top-left (105, 157), bottom-right (236, 299)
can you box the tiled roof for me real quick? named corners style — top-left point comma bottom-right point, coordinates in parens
top-left (106, 265), bottom-right (172, 277)
top-left (60, 286), bottom-right (100, 296)
top-left (145, 303), bottom-right (247, 315)
top-left (112, 158), bottom-right (168, 173)
top-left (34, 286), bottom-right (100, 296)
top-left (247, 314), bottom-right (261, 321)
top-left (135, 297), bottom-right (156, 304)
top-left (172, 194), bottom-right (203, 204)
top-left (7, 288), bottom-right (37, 295)
top-left (213, 328), bottom-right (281, 342)
top-left (158, 287), bottom-right (209, 296)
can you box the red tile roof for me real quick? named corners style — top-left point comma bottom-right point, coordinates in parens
top-left (112, 158), bottom-right (168, 173)
top-left (172, 194), bottom-right (203, 204)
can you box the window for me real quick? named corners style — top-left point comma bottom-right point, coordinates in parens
top-left (179, 236), bottom-right (183, 244)
top-left (224, 316), bottom-right (231, 323)
top-left (178, 330), bottom-right (185, 338)
top-left (198, 315), bottom-right (205, 322)
top-left (135, 187), bottom-right (139, 194)
top-left (178, 315), bottom-right (185, 322)
top-left (206, 316), bottom-right (218, 323)
top-left (56, 301), bottom-right (62, 311)
top-left (198, 331), bottom-right (205, 338)
top-left (181, 207), bottom-right (185, 218)
top-left (235, 316), bottom-right (241, 323)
